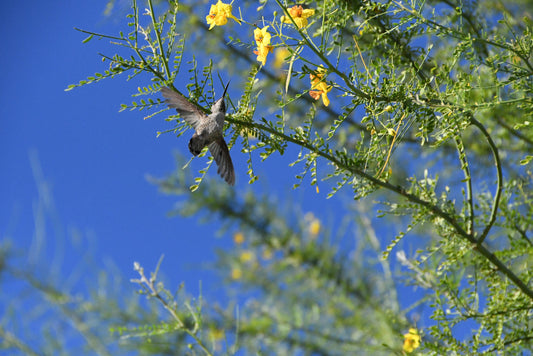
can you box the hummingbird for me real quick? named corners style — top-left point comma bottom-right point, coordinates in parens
top-left (160, 83), bottom-right (235, 185)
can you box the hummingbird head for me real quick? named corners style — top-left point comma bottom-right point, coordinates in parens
top-left (211, 81), bottom-right (230, 114)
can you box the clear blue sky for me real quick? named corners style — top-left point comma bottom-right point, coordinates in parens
top-left (0, 0), bottom-right (348, 301)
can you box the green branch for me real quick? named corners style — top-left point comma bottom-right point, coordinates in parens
top-left (454, 136), bottom-right (474, 235)
top-left (147, 0), bottom-right (171, 80)
top-left (470, 116), bottom-right (503, 244)
top-left (226, 116), bottom-right (533, 300)
top-left (74, 27), bottom-right (126, 41)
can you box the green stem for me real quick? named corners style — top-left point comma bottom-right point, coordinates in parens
top-left (74, 27), bottom-right (125, 41)
top-left (147, 0), bottom-right (171, 80)
top-left (470, 116), bottom-right (503, 243)
top-left (133, 0), bottom-right (139, 46)
top-left (454, 136), bottom-right (474, 235)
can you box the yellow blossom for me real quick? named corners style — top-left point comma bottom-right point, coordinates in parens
top-left (403, 328), bottom-right (421, 353)
top-left (233, 232), bottom-right (245, 244)
top-left (273, 47), bottom-right (290, 69)
top-left (254, 26), bottom-right (274, 66)
top-left (211, 328), bottom-right (225, 341)
top-left (206, 0), bottom-right (241, 30)
top-left (262, 248), bottom-right (273, 260)
top-left (255, 45), bottom-right (273, 66)
top-left (281, 5), bottom-right (315, 28)
top-left (309, 65), bottom-right (332, 107)
top-left (240, 250), bottom-right (254, 262)
top-left (309, 219), bottom-right (321, 236)
top-left (231, 267), bottom-right (242, 280)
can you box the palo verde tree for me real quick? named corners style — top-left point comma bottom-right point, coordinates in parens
top-left (64, 0), bottom-right (533, 354)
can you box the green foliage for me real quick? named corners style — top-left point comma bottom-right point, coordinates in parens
top-left (150, 162), bottom-right (406, 355)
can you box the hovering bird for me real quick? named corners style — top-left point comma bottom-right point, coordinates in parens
top-left (160, 83), bottom-right (235, 185)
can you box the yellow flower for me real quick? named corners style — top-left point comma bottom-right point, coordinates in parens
top-left (273, 47), bottom-right (290, 69)
top-left (309, 219), bottom-right (321, 236)
top-left (309, 65), bottom-right (332, 107)
top-left (262, 248), bottom-right (273, 260)
top-left (211, 328), bottom-right (225, 341)
top-left (206, 0), bottom-right (241, 30)
top-left (233, 232), bottom-right (245, 244)
top-left (253, 26), bottom-right (274, 66)
top-left (240, 250), bottom-right (254, 262)
top-left (403, 328), bottom-right (421, 353)
top-left (254, 45), bottom-right (273, 66)
top-left (231, 267), bottom-right (242, 280)
top-left (281, 5), bottom-right (315, 28)
top-left (254, 25), bottom-right (270, 44)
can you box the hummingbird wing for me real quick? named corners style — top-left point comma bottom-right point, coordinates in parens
top-left (208, 138), bottom-right (235, 185)
top-left (160, 87), bottom-right (205, 129)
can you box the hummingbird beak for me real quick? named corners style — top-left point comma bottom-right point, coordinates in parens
top-left (222, 81), bottom-right (230, 98)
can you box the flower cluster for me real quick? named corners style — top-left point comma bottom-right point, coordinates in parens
top-left (206, 0), bottom-right (241, 30)
top-left (280, 5), bottom-right (315, 29)
top-left (403, 328), bottom-right (421, 353)
top-left (309, 65), bottom-right (332, 107)
top-left (254, 26), bottom-right (273, 66)
top-left (205, 2), bottom-right (332, 106)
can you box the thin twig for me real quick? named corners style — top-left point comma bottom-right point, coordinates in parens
top-left (147, 0), bottom-right (171, 80)
top-left (454, 135), bottom-right (475, 236)
top-left (470, 116), bottom-right (503, 244)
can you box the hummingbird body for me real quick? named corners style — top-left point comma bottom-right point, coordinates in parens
top-left (160, 84), bottom-right (235, 185)
top-left (188, 100), bottom-right (226, 155)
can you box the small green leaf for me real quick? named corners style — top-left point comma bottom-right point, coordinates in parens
top-left (82, 34), bottom-right (94, 43)
top-left (519, 155), bottom-right (532, 165)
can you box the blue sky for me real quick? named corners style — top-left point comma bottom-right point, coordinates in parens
top-left (1, 1), bottom-right (227, 294)
top-left (0, 0), bottom-right (350, 301)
